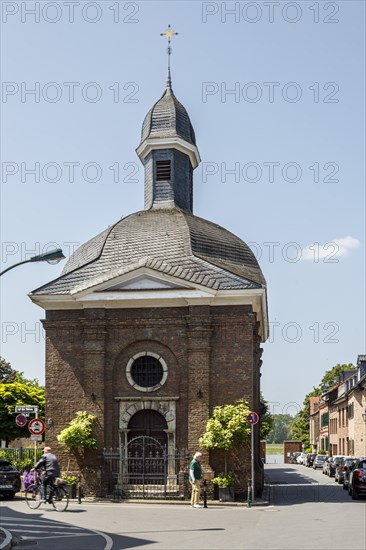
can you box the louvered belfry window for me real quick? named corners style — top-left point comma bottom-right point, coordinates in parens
top-left (156, 160), bottom-right (171, 181)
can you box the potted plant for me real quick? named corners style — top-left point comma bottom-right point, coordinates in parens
top-left (57, 410), bottom-right (97, 497)
top-left (211, 472), bottom-right (235, 502)
top-left (199, 400), bottom-right (251, 502)
top-left (61, 473), bottom-right (78, 499)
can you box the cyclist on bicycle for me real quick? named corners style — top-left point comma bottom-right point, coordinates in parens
top-left (34, 446), bottom-right (61, 503)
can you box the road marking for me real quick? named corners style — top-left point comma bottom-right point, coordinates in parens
top-left (3, 515), bottom-right (113, 549)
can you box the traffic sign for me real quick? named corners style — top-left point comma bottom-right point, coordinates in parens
top-left (15, 406), bottom-right (38, 414)
top-left (29, 418), bottom-right (45, 435)
top-left (15, 414), bottom-right (27, 427)
top-left (247, 411), bottom-right (259, 425)
top-left (30, 434), bottom-right (43, 441)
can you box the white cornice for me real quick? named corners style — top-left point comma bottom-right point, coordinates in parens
top-left (136, 137), bottom-right (201, 169)
top-left (30, 287), bottom-right (268, 341)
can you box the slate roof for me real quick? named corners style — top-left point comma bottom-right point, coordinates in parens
top-left (140, 86), bottom-right (196, 146)
top-left (30, 208), bottom-right (266, 296)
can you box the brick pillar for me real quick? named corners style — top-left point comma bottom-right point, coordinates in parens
top-left (81, 315), bottom-right (107, 465)
top-left (186, 306), bottom-right (213, 478)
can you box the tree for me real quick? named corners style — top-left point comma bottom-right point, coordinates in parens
top-left (0, 382), bottom-right (45, 443)
top-left (266, 414), bottom-right (294, 444)
top-left (319, 363), bottom-right (356, 393)
top-left (199, 400), bottom-right (251, 475)
top-left (259, 393), bottom-right (273, 440)
top-left (0, 357), bottom-right (41, 387)
top-left (57, 411), bottom-right (97, 451)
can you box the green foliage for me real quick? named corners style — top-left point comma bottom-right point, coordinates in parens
top-left (199, 400), bottom-right (251, 474)
top-left (319, 363), bottom-right (356, 393)
top-left (318, 450), bottom-right (326, 455)
top-left (212, 472), bottom-right (234, 488)
top-left (199, 400), bottom-right (251, 453)
top-left (259, 394), bottom-right (273, 440)
top-left (0, 357), bottom-right (42, 387)
top-left (0, 382), bottom-right (45, 443)
top-left (0, 449), bottom-right (40, 471)
top-left (61, 472), bottom-right (78, 484)
top-left (57, 411), bottom-right (97, 451)
top-left (266, 414), bottom-right (294, 444)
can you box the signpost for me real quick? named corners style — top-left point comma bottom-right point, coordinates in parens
top-left (29, 418), bottom-right (45, 466)
top-left (14, 406), bottom-right (44, 466)
top-left (15, 406), bottom-right (38, 418)
top-left (247, 411), bottom-right (259, 506)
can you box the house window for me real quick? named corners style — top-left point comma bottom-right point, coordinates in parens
top-left (126, 352), bottom-right (168, 392)
top-left (156, 160), bottom-right (171, 181)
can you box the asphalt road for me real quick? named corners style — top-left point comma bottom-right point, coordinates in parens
top-left (0, 464), bottom-right (365, 550)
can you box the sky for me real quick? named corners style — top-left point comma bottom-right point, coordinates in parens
top-left (1, 0), bottom-right (365, 416)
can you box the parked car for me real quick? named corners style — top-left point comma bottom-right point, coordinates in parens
top-left (348, 458), bottom-right (366, 500)
top-left (323, 456), bottom-right (330, 475)
top-left (340, 458), bottom-right (358, 489)
top-left (305, 453), bottom-right (316, 467)
top-left (329, 455), bottom-right (348, 477)
top-left (297, 452), bottom-right (307, 465)
top-left (313, 454), bottom-right (327, 469)
top-left (289, 452), bottom-right (301, 464)
top-left (0, 459), bottom-right (21, 499)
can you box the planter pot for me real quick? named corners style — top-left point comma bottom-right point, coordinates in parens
top-left (66, 484), bottom-right (76, 499)
top-left (218, 486), bottom-right (234, 502)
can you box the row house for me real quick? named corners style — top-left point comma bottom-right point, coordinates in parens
top-left (310, 356), bottom-right (366, 457)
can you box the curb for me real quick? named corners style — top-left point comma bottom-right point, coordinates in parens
top-left (0, 528), bottom-right (12, 550)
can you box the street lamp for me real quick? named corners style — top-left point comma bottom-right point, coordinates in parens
top-left (0, 248), bottom-right (65, 276)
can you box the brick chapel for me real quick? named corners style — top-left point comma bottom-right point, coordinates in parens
top-left (30, 61), bottom-right (268, 498)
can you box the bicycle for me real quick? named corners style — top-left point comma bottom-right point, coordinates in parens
top-left (25, 474), bottom-right (69, 512)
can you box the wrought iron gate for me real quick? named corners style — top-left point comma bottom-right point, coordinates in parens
top-left (101, 436), bottom-right (189, 499)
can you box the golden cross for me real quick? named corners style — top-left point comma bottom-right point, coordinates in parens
top-left (160, 24), bottom-right (178, 45)
top-left (160, 25), bottom-right (178, 87)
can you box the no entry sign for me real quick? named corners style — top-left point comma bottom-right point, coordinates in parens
top-left (29, 418), bottom-right (45, 435)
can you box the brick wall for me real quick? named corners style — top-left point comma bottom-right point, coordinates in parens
top-left (42, 304), bottom-right (263, 496)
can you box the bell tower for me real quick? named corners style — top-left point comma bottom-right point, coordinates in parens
top-left (135, 25), bottom-right (200, 213)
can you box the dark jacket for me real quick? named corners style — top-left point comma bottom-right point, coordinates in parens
top-left (35, 453), bottom-right (60, 477)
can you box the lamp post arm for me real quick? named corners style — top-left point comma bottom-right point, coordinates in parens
top-left (0, 259), bottom-right (33, 277)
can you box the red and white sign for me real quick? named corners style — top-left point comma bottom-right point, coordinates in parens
top-left (247, 411), bottom-right (259, 425)
top-left (29, 418), bottom-right (45, 435)
top-left (16, 414), bottom-right (27, 427)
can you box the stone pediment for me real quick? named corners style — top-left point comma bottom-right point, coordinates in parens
top-left (104, 273), bottom-right (189, 291)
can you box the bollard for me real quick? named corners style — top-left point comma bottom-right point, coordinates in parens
top-left (77, 474), bottom-right (82, 504)
top-left (247, 478), bottom-right (252, 508)
top-left (203, 479), bottom-right (208, 508)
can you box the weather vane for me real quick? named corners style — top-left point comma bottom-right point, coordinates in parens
top-left (160, 24), bottom-right (178, 87)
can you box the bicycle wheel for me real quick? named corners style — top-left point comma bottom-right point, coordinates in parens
top-left (25, 483), bottom-right (42, 509)
top-left (52, 487), bottom-right (69, 512)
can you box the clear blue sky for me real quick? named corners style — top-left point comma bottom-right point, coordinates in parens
top-left (1, 1), bottom-right (365, 415)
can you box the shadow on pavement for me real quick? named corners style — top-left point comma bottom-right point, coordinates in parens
top-left (265, 465), bottom-right (366, 506)
top-left (0, 506), bottom-right (154, 549)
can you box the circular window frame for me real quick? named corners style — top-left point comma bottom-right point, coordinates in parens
top-left (126, 351), bottom-right (168, 392)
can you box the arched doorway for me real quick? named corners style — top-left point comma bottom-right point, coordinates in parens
top-left (126, 410), bottom-right (168, 487)
top-left (128, 410), bottom-right (168, 447)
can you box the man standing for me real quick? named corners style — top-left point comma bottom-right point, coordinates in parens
top-left (34, 446), bottom-right (61, 503)
top-left (189, 452), bottom-right (203, 508)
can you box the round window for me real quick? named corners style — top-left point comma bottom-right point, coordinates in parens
top-left (126, 352), bottom-right (168, 392)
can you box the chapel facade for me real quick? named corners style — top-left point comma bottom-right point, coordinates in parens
top-left (30, 69), bottom-right (268, 498)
